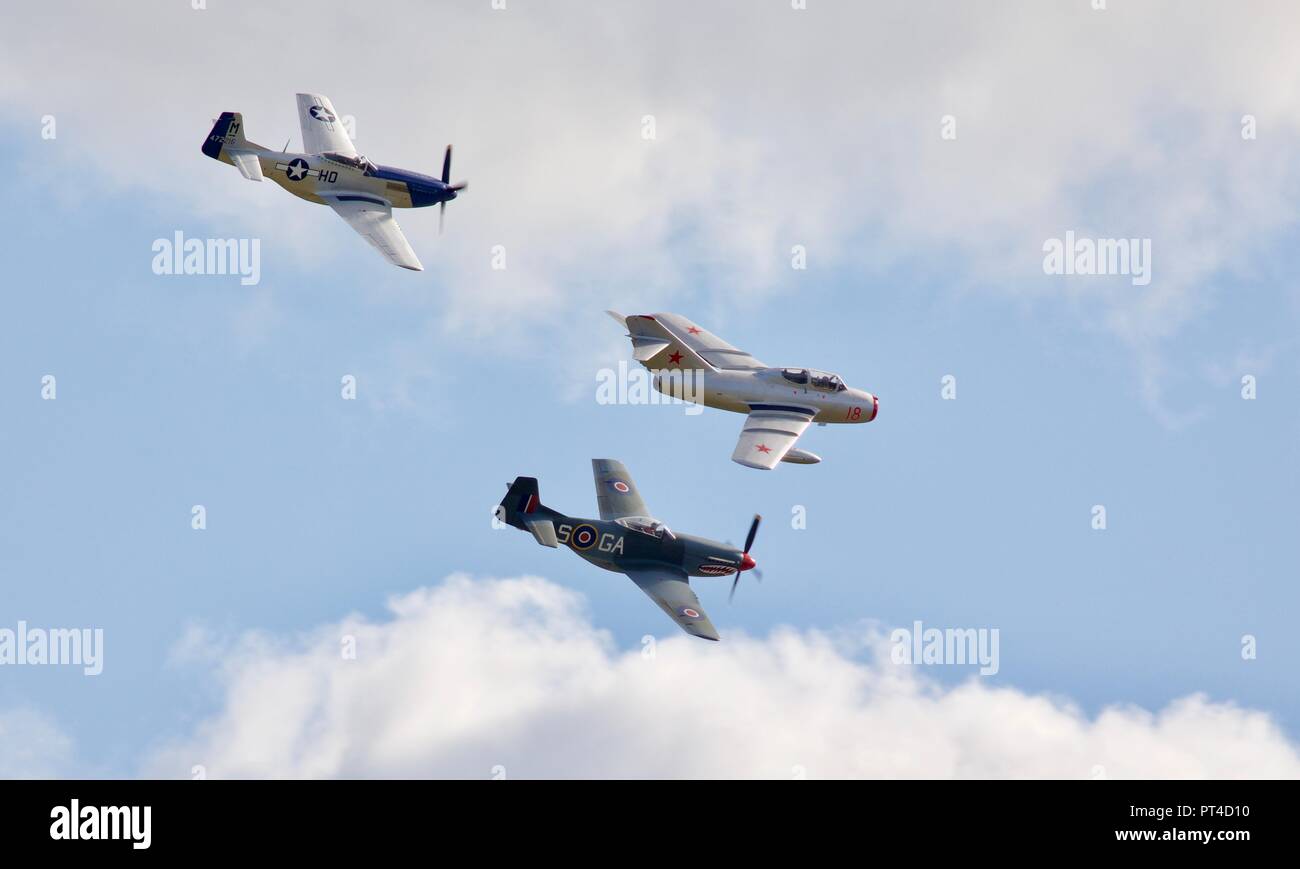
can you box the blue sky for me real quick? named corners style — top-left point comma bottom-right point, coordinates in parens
top-left (2, 1), bottom-right (1299, 778)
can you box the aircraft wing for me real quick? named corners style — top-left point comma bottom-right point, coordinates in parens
top-left (324, 196), bottom-right (423, 271)
top-left (296, 93), bottom-right (357, 157)
top-left (592, 458), bottom-right (650, 520)
top-left (626, 566), bottom-right (719, 641)
top-left (731, 406), bottom-right (816, 470)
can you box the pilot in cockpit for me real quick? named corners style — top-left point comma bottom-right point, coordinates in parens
top-left (809, 370), bottom-right (846, 392)
top-left (323, 152), bottom-right (377, 175)
top-left (615, 516), bottom-right (675, 540)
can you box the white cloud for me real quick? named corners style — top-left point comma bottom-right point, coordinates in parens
top-left (144, 574), bottom-right (1300, 779)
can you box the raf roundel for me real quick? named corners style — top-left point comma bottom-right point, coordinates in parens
top-left (678, 607), bottom-right (701, 619)
top-left (609, 480), bottom-right (631, 494)
top-left (308, 105), bottom-right (336, 122)
top-left (571, 524), bottom-right (598, 550)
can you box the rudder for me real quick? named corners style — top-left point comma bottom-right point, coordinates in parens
top-left (201, 112), bottom-right (248, 160)
top-left (498, 477), bottom-right (562, 547)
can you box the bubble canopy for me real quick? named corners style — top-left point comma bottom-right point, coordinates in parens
top-left (322, 152), bottom-right (377, 174)
top-left (781, 368), bottom-right (846, 391)
top-left (615, 516), bottom-right (674, 540)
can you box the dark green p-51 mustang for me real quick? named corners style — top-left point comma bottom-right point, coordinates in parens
top-left (497, 459), bottom-right (761, 641)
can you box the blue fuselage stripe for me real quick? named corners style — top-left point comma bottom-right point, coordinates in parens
top-left (372, 165), bottom-right (450, 208)
top-left (748, 403), bottom-right (817, 414)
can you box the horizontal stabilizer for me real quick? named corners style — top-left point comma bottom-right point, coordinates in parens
top-left (606, 311), bottom-right (672, 361)
top-left (523, 517), bottom-right (558, 548)
top-left (227, 149), bottom-right (264, 182)
top-left (631, 336), bottom-right (671, 362)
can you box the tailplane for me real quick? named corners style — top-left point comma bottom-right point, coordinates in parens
top-left (201, 112), bottom-right (266, 181)
top-left (606, 310), bottom-right (718, 371)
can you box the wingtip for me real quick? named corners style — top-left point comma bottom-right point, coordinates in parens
top-left (605, 309), bottom-right (627, 325)
top-left (690, 625), bottom-right (721, 641)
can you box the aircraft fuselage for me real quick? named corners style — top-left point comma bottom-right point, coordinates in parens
top-left (654, 366), bottom-right (879, 424)
top-left (228, 149), bottom-right (459, 210)
top-left (539, 513), bottom-right (746, 579)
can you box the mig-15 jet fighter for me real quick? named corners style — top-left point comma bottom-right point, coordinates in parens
top-left (607, 311), bottom-right (878, 469)
top-left (497, 459), bottom-right (763, 641)
top-left (202, 93), bottom-right (466, 271)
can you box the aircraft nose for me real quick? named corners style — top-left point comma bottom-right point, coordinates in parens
top-left (740, 552), bottom-right (756, 571)
top-left (868, 393), bottom-right (879, 421)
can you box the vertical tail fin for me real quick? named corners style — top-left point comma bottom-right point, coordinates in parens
top-left (498, 477), bottom-right (562, 547)
top-left (202, 112), bottom-right (265, 181)
top-left (606, 311), bottom-right (718, 371)
top-left (201, 112), bottom-right (248, 159)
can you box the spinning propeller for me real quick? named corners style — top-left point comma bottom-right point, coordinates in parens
top-left (439, 144), bottom-right (468, 234)
top-left (729, 514), bottom-right (762, 603)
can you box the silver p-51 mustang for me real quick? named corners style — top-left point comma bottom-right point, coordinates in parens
top-left (202, 93), bottom-right (466, 271)
top-left (608, 311), bottom-right (878, 469)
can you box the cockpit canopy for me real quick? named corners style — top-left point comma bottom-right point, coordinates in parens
top-left (322, 152), bottom-right (378, 175)
top-left (781, 368), bottom-right (847, 392)
top-left (615, 516), bottom-right (674, 540)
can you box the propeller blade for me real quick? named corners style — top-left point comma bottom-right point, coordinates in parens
top-left (448, 180), bottom-right (468, 191)
top-left (441, 145), bottom-right (452, 184)
top-left (439, 201), bottom-right (446, 235)
top-left (729, 514), bottom-right (762, 604)
top-left (743, 514), bottom-right (761, 555)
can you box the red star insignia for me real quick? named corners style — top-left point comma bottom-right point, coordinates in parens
top-left (668, 350), bottom-right (683, 364)
top-left (755, 443), bottom-right (772, 453)
top-left (687, 326), bottom-right (701, 334)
